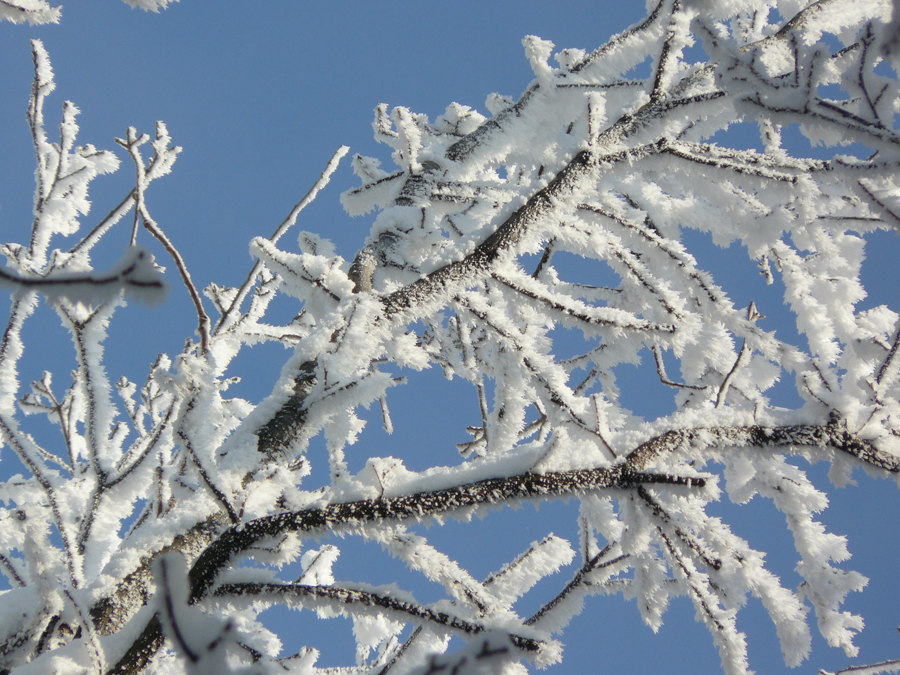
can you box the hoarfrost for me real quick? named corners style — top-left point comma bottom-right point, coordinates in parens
top-left (1, 3), bottom-right (899, 675)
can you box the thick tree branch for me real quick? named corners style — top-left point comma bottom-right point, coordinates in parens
top-left (107, 414), bottom-right (896, 674)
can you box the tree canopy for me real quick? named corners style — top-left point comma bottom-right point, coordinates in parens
top-left (0, 1), bottom-right (898, 674)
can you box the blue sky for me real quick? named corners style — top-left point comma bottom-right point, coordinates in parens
top-left (0, 2), bottom-right (898, 674)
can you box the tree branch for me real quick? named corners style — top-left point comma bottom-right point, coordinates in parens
top-left (214, 582), bottom-right (546, 656)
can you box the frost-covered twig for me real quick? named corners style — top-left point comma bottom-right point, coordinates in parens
top-left (116, 126), bottom-right (210, 351)
top-left (3, 5), bottom-right (900, 675)
top-left (526, 541), bottom-right (630, 627)
top-left (214, 582), bottom-right (546, 657)
top-left (0, 0), bottom-right (60, 24)
top-left (215, 145), bottom-right (349, 335)
top-left (0, 248), bottom-right (165, 307)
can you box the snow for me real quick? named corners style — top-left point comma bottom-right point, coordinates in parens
top-left (0, 2), bottom-right (60, 26)
top-left (0, 3), bottom-right (899, 674)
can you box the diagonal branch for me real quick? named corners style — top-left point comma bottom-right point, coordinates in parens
top-left (492, 272), bottom-right (675, 333)
top-left (214, 582), bottom-right (546, 656)
top-left (381, 141), bottom-right (671, 319)
top-left (215, 145), bottom-right (349, 335)
top-left (526, 541), bottom-right (629, 626)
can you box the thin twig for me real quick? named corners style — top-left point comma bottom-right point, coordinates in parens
top-left (214, 145), bottom-right (349, 335)
top-left (137, 206), bottom-right (211, 353)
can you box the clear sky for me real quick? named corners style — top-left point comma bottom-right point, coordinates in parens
top-left (0, 2), bottom-right (898, 674)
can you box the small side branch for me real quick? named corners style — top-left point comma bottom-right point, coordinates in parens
top-left (375, 625), bottom-right (422, 675)
top-left (177, 400), bottom-right (239, 524)
top-left (650, 0), bottom-right (681, 100)
top-left (215, 146), bottom-right (349, 335)
top-left (138, 209), bottom-right (209, 353)
top-left (653, 347), bottom-right (706, 390)
top-left (215, 582), bottom-right (544, 655)
top-left (492, 272), bottom-right (675, 333)
top-left (526, 541), bottom-right (629, 626)
top-left (117, 127), bottom-right (209, 353)
top-left (636, 485), bottom-right (721, 571)
top-left (823, 656), bottom-right (900, 675)
top-left (624, 417), bottom-right (900, 473)
top-left (716, 340), bottom-right (750, 408)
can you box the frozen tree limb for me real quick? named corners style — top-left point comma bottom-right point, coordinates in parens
top-left (2, 3), bottom-right (900, 675)
top-left (0, 247), bottom-right (165, 305)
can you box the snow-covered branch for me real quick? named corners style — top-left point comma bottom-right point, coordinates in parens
top-left (1, 3), bottom-right (899, 675)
